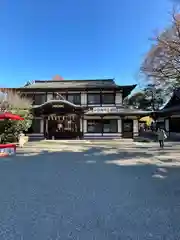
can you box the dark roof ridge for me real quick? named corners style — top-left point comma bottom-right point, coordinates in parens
top-left (159, 87), bottom-right (180, 110)
top-left (34, 79), bottom-right (115, 83)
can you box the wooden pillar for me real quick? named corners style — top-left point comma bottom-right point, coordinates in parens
top-left (76, 114), bottom-right (80, 138)
top-left (115, 91), bottom-right (122, 105)
top-left (101, 115), bottom-right (103, 136)
top-left (117, 118), bottom-right (122, 138)
top-left (40, 119), bottom-right (44, 134)
top-left (80, 116), bottom-right (83, 132)
top-left (133, 119), bottom-right (139, 137)
top-left (81, 92), bottom-right (87, 106)
top-left (165, 118), bottom-right (170, 136)
top-left (81, 113), bottom-right (84, 138)
top-left (47, 93), bottom-right (53, 101)
top-left (83, 119), bottom-right (87, 133)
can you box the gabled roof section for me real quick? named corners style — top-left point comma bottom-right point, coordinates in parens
top-left (18, 79), bottom-right (136, 91)
top-left (161, 88), bottom-right (180, 110)
top-left (22, 79), bottom-right (117, 89)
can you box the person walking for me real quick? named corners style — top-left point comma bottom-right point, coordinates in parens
top-left (157, 127), bottom-right (167, 149)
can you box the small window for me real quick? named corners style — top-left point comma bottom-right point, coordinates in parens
top-left (87, 94), bottom-right (100, 104)
top-left (102, 93), bottom-right (115, 104)
top-left (34, 94), bottom-right (45, 105)
top-left (67, 94), bottom-right (81, 104)
top-left (103, 120), bottom-right (117, 133)
top-left (87, 119), bottom-right (118, 133)
top-left (53, 93), bottom-right (66, 100)
top-left (87, 120), bottom-right (102, 133)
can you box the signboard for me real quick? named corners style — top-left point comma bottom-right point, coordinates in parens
top-left (0, 144), bottom-right (16, 157)
top-left (53, 104), bottom-right (64, 108)
top-left (87, 107), bottom-right (122, 114)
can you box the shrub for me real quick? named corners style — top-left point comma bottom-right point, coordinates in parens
top-left (0, 91), bottom-right (32, 143)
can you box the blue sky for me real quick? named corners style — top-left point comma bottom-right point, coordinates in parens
top-left (0, 0), bottom-right (173, 87)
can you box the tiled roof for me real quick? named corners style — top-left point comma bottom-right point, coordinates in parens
top-left (160, 88), bottom-right (180, 110)
top-left (22, 79), bottom-right (118, 89)
top-left (31, 99), bottom-right (150, 116)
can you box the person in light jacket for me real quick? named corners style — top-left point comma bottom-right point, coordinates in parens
top-left (18, 132), bottom-right (25, 148)
top-left (157, 127), bottom-right (167, 149)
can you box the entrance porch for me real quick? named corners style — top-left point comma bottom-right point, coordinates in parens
top-left (31, 99), bottom-right (84, 140)
top-left (45, 114), bottom-right (82, 140)
top-left (29, 101), bottom-right (150, 140)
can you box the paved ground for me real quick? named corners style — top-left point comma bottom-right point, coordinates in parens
top-left (0, 140), bottom-right (180, 239)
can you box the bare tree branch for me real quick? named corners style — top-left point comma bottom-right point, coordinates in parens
top-left (0, 90), bottom-right (32, 110)
top-left (141, 9), bottom-right (180, 86)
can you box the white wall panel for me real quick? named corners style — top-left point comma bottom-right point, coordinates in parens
top-left (118, 119), bottom-right (122, 134)
top-left (47, 93), bottom-right (53, 101)
top-left (40, 119), bottom-right (44, 133)
top-left (83, 119), bottom-right (87, 133)
top-left (133, 119), bottom-right (139, 136)
top-left (115, 92), bottom-right (122, 105)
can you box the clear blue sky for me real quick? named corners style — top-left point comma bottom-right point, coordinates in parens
top-left (0, 0), bottom-right (173, 87)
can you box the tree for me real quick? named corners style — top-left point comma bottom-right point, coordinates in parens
top-left (141, 9), bottom-right (180, 88)
top-left (126, 84), bottom-right (164, 110)
top-left (0, 90), bottom-right (32, 143)
top-left (124, 92), bottom-right (149, 109)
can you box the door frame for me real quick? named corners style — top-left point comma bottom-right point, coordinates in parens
top-left (122, 119), bottom-right (133, 138)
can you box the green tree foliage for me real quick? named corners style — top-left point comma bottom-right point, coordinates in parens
top-left (126, 84), bottom-right (164, 110)
top-left (0, 91), bottom-right (32, 143)
top-left (125, 92), bottom-right (149, 109)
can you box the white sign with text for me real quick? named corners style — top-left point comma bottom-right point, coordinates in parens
top-left (88, 107), bottom-right (122, 113)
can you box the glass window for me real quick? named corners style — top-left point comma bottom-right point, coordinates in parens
top-left (61, 94), bottom-right (66, 100)
top-left (67, 95), bottom-right (74, 103)
top-left (123, 120), bottom-right (133, 132)
top-left (53, 93), bottom-right (66, 100)
top-left (87, 119), bottom-right (117, 133)
top-left (102, 93), bottom-right (115, 104)
top-left (34, 94), bottom-right (45, 105)
top-left (103, 120), bottom-right (117, 133)
top-left (67, 94), bottom-right (81, 104)
top-left (87, 120), bottom-right (102, 133)
top-left (87, 94), bottom-right (100, 104)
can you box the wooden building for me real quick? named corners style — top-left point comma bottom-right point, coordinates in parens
top-left (14, 79), bottom-right (149, 140)
top-left (153, 88), bottom-right (180, 134)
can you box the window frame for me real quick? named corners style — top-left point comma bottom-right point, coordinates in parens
top-left (34, 94), bottom-right (46, 105)
top-left (87, 93), bottom-right (101, 105)
top-left (87, 119), bottom-right (118, 133)
top-left (103, 119), bottom-right (118, 133)
top-left (101, 93), bottom-right (115, 104)
top-left (67, 93), bottom-right (81, 105)
top-left (87, 119), bottom-right (102, 133)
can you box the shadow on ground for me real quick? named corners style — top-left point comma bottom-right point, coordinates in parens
top-left (0, 145), bottom-right (180, 239)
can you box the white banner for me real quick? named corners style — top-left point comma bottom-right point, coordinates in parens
top-left (87, 107), bottom-right (122, 114)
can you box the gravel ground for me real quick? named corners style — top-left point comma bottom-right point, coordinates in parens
top-left (0, 141), bottom-right (180, 239)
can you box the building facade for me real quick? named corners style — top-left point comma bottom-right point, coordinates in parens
top-left (153, 88), bottom-right (180, 135)
top-left (15, 79), bottom-right (148, 139)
